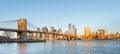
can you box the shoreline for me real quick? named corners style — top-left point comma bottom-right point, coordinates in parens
top-left (0, 40), bottom-right (46, 43)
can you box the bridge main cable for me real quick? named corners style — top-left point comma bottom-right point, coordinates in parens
top-left (0, 19), bottom-right (18, 23)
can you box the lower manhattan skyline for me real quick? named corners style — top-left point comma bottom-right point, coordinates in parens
top-left (0, 0), bottom-right (120, 35)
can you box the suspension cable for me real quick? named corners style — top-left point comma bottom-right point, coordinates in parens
top-left (0, 20), bottom-right (17, 23)
top-left (27, 20), bottom-right (38, 29)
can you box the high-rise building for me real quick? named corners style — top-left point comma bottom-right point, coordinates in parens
top-left (56, 28), bottom-right (62, 34)
top-left (37, 28), bottom-right (41, 31)
top-left (36, 28), bottom-right (41, 38)
top-left (50, 27), bottom-right (55, 33)
top-left (68, 23), bottom-right (72, 33)
top-left (49, 26), bottom-right (55, 40)
top-left (42, 26), bottom-right (48, 39)
top-left (42, 26), bottom-right (48, 32)
top-left (84, 26), bottom-right (91, 36)
top-left (72, 25), bottom-right (77, 35)
top-left (56, 28), bottom-right (62, 39)
top-left (96, 29), bottom-right (107, 39)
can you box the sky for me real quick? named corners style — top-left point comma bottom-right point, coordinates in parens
top-left (0, 0), bottom-right (120, 35)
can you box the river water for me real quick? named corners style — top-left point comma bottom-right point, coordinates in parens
top-left (0, 40), bottom-right (120, 54)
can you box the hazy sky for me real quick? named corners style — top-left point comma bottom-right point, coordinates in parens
top-left (0, 0), bottom-right (120, 35)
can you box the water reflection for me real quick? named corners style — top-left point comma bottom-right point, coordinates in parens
top-left (44, 40), bottom-right (77, 54)
top-left (0, 40), bottom-right (120, 54)
top-left (17, 43), bottom-right (26, 54)
top-left (67, 41), bottom-right (77, 54)
top-left (84, 41), bottom-right (91, 54)
top-left (97, 41), bottom-right (105, 47)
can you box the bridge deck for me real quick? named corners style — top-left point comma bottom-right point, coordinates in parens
top-left (0, 28), bottom-right (76, 37)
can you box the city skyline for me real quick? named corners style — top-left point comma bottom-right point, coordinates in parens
top-left (0, 0), bottom-right (120, 34)
top-left (0, 18), bottom-right (119, 40)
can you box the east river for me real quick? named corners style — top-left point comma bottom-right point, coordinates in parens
top-left (0, 40), bottom-right (120, 54)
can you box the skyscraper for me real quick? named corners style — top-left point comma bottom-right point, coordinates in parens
top-left (84, 26), bottom-right (91, 36)
top-left (50, 27), bottom-right (55, 33)
top-left (36, 28), bottom-right (41, 38)
top-left (49, 26), bottom-right (55, 40)
top-left (68, 23), bottom-right (72, 33)
top-left (72, 25), bottom-right (77, 35)
top-left (56, 28), bottom-right (62, 39)
top-left (42, 26), bottom-right (48, 32)
top-left (42, 26), bottom-right (48, 39)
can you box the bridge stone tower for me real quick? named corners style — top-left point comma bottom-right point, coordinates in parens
top-left (17, 19), bottom-right (27, 31)
top-left (17, 19), bottom-right (27, 40)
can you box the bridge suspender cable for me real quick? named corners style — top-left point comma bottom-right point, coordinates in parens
top-left (27, 21), bottom-right (38, 29)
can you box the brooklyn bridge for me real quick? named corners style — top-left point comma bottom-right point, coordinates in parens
top-left (0, 18), bottom-right (77, 42)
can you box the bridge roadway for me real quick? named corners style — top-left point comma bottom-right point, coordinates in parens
top-left (0, 28), bottom-right (76, 37)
